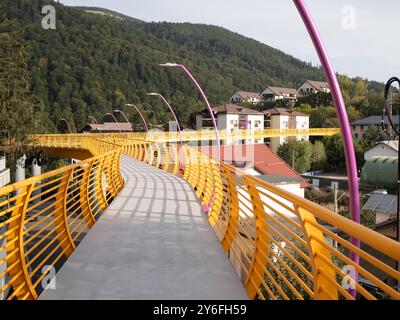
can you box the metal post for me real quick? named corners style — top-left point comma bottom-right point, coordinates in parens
top-left (294, 0), bottom-right (361, 297)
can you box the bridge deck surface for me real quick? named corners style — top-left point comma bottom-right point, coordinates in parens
top-left (40, 156), bottom-right (248, 300)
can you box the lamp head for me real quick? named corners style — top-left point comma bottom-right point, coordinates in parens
top-left (159, 63), bottom-right (179, 67)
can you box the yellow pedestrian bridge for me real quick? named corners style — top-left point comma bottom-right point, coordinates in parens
top-left (0, 132), bottom-right (399, 300)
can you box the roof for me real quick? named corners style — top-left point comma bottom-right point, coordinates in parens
top-left (263, 86), bottom-right (298, 96)
top-left (351, 115), bottom-right (400, 126)
top-left (263, 107), bottom-right (309, 117)
top-left (361, 193), bottom-right (397, 214)
top-left (205, 104), bottom-right (263, 115)
top-left (302, 80), bottom-right (330, 91)
top-left (200, 144), bottom-right (309, 188)
top-left (234, 91), bottom-right (261, 100)
top-left (84, 122), bottom-right (133, 132)
top-left (369, 140), bottom-right (399, 152)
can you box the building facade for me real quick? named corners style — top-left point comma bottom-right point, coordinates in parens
top-left (196, 104), bottom-right (265, 145)
top-left (229, 91), bottom-right (262, 105)
top-left (260, 86), bottom-right (298, 106)
top-left (0, 156), bottom-right (10, 188)
top-left (263, 108), bottom-right (310, 152)
top-left (298, 80), bottom-right (331, 95)
top-left (364, 140), bottom-right (398, 161)
top-left (351, 116), bottom-right (399, 140)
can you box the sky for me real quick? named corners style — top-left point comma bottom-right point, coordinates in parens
top-left (58, 0), bottom-right (400, 83)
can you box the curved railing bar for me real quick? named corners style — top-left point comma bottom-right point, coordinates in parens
top-left (293, 0), bottom-right (361, 295)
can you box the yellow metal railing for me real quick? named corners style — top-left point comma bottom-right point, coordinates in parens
top-left (62, 128), bottom-right (340, 143)
top-left (0, 142), bottom-right (124, 300)
top-left (120, 140), bottom-right (400, 300)
top-left (1, 133), bottom-right (400, 300)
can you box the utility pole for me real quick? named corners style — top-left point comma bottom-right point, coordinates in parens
top-left (334, 183), bottom-right (338, 214)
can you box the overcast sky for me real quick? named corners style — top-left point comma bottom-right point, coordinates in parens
top-left (59, 0), bottom-right (399, 83)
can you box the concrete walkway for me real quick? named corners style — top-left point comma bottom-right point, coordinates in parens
top-left (40, 156), bottom-right (248, 300)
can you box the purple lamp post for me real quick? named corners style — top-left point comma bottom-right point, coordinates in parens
top-left (106, 112), bottom-right (121, 133)
top-left (159, 63), bottom-right (221, 163)
top-left (147, 93), bottom-right (183, 145)
top-left (60, 118), bottom-right (73, 134)
top-left (160, 63), bottom-right (221, 214)
top-left (294, 0), bottom-right (360, 296)
top-left (114, 109), bottom-right (133, 133)
top-left (126, 104), bottom-right (149, 132)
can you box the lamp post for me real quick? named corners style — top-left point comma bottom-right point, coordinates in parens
top-left (126, 104), bottom-right (149, 132)
top-left (147, 93), bottom-right (183, 145)
top-left (88, 116), bottom-right (99, 124)
top-left (159, 63), bottom-right (221, 163)
top-left (381, 76), bottom-right (400, 284)
top-left (114, 109), bottom-right (133, 133)
top-left (106, 112), bottom-right (121, 133)
top-left (294, 0), bottom-right (361, 297)
top-left (60, 118), bottom-right (73, 134)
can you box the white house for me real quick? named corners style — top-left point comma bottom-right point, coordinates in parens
top-left (364, 140), bottom-right (398, 161)
top-left (260, 86), bottom-right (298, 105)
top-left (196, 104), bottom-right (264, 145)
top-left (263, 108), bottom-right (310, 152)
top-left (0, 156), bottom-right (10, 188)
top-left (229, 91), bottom-right (262, 105)
top-left (298, 80), bottom-right (331, 95)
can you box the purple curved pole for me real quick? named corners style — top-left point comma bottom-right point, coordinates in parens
top-left (147, 93), bottom-right (183, 145)
top-left (126, 104), bottom-right (149, 132)
top-left (160, 63), bottom-right (221, 163)
top-left (294, 0), bottom-right (360, 296)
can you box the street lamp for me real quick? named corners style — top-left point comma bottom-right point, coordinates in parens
top-left (88, 115), bottom-right (99, 124)
top-left (60, 118), bottom-right (73, 134)
top-left (147, 93), bottom-right (183, 145)
top-left (159, 63), bottom-right (221, 163)
top-left (294, 0), bottom-right (361, 298)
top-left (105, 112), bottom-right (121, 133)
top-left (114, 109), bottom-right (133, 133)
top-left (126, 104), bottom-right (149, 132)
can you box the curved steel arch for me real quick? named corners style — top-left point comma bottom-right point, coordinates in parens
top-left (294, 0), bottom-right (360, 294)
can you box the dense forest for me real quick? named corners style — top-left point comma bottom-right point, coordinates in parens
top-left (1, 0), bottom-right (386, 133)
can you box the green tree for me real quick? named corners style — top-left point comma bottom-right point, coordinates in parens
top-left (311, 141), bottom-right (327, 170)
top-left (277, 140), bottom-right (313, 173)
top-left (0, 10), bottom-right (44, 157)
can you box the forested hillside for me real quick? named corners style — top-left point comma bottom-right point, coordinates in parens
top-left (1, 0), bottom-right (385, 132)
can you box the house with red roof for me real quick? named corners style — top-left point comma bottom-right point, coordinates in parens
top-left (201, 143), bottom-right (308, 201)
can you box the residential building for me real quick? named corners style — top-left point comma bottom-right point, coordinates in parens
top-left (351, 116), bottom-right (399, 139)
top-left (362, 193), bottom-right (397, 224)
top-left (298, 80), bottom-right (331, 95)
top-left (196, 104), bottom-right (265, 145)
top-left (0, 156), bottom-right (10, 188)
top-left (263, 108), bottom-right (310, 152)
top-left (229, 91), bottom-right (262, 105)
top-left (260, 86), bottom-right (298, 106)
top-left (364, 140), bottom-right (398, 161)
top-left (83, 122), bottom-right (133, 133)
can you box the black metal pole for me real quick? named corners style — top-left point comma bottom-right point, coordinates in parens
top-left (384, 77), bottom-right (400, 290)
